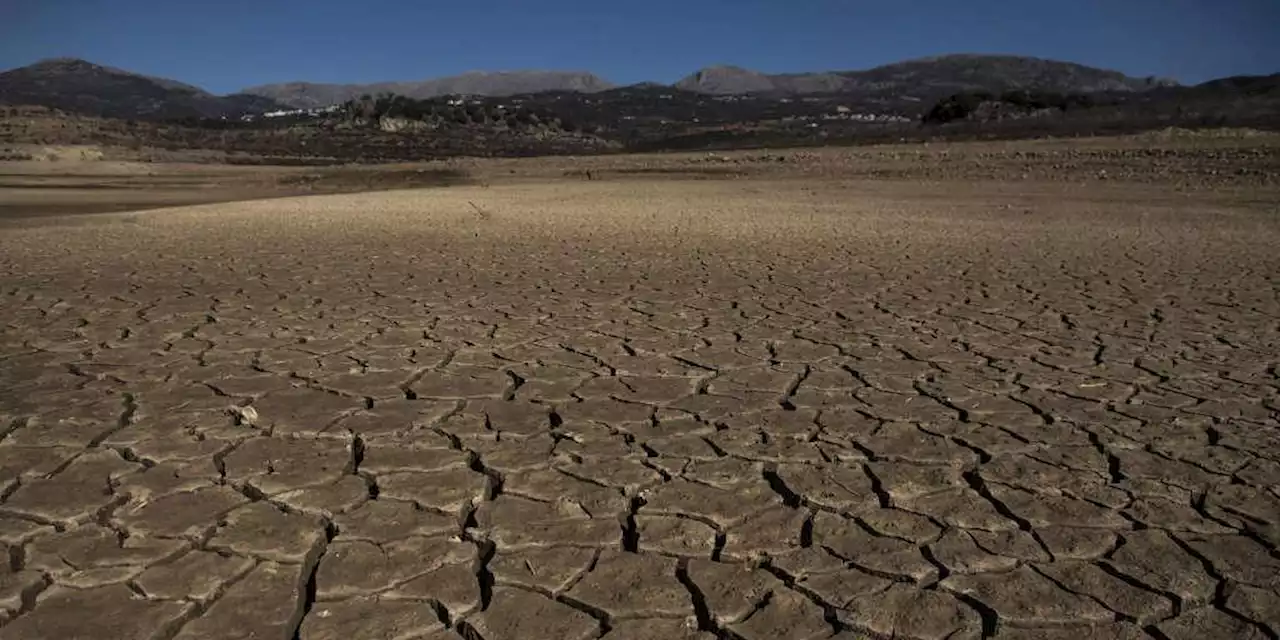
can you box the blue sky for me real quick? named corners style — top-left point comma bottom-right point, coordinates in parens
top-left (1, 0), bottom-right (1276, 93)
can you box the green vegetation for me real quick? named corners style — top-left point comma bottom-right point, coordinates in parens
top-left (336, 92), bottom-right (576, 132)
top-left (922, 90), bottom-right (1112, 124)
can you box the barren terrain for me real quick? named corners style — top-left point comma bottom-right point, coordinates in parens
top-left (1, 136), bottom-right (1279, 639)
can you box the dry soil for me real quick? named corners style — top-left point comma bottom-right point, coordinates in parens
top-left (0, 139), bottom-right (1278, 640)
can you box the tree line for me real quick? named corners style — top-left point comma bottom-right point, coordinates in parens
top-left (338, 93), bottom-right (578, 132)
top-left (922, 89), bottom-right (1118, 124)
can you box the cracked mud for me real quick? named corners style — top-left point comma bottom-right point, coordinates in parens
top-left (0, 176), bottom-right (1278, 639)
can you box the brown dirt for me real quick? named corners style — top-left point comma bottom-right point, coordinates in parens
top-left (0, 136), bottom-right (1278, 639)
top-left (3, 129), bottom-right (1278, 220)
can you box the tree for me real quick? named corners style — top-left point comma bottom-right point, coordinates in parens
top-left (922, 92), bottom-right (992, 124)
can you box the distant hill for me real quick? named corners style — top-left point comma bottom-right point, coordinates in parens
top-left (675, 66), bottom-right (851, 95)
top-left (0, 54), bottom-right (1208, 122)
top-left (0, 58), bottom-right (286, 119)
top-left (243, 71), bottom-right (617, 109)
top-left (676, 54), bottom-right (1178, 98)
top-left (1192, 73), bottom-right (1280, 96)
top-left (248, 54), bottom-right (1178, 110)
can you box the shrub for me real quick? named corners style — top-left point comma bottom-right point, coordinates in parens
top-left (922, 92), bottom-right (992, 124)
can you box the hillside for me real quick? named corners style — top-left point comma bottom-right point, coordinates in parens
top-left (1192, 73), bottom-right (1280, 95)
top-left (675, 66), bottom-right (855, 95)
top-left (676, 54), bottom-right (1177, 97)
top-left (0, 58), bottom-right (286, 120)
top-left (243, 71), bottom-right (616, 109)
top-left (1, 55), bottom-right (1189, 120)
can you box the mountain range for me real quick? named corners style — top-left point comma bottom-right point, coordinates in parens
top-left (2, 54), bottom-right (1186, 120)
top-left (674, 55), bottom-right (1175, 96)
top-left (242, 71), bottom-right (616, 110)
top-left (0, 58), bottom-right (284, 120)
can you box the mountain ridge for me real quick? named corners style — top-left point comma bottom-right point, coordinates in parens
top-left (1, 54), bottom-right (1192, 120)
top-left (241, 70), bottom-right (616, 110)
top-left (0, 58), bottom-right (285, 119)
top-left (674, 54), bottom-right (1178, 97)
top-left (242, 53), bottom-right (1179, 107)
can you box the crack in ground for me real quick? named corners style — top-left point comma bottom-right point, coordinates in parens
top-left (779, 365), bottom-right (810, 411)
top-left (760, 465), bottom-right (802, 508)
top-left (86, 392), bottom-right (138, 449)
top-left (759, 563), bottom-right (849, 636)
top-left (466, 452), bottom-right (504, 502)
top-left (500, 370), bottom-right (525, 401)
top-left (153, 558), bottom-right (259, 640)
top-left (288, 520), bottom-right (337, 640)
top-left (1096, 556), bottom-right (1192, 617)
top-left (1029, 564), bottom-right (1143, 624)
top-left (472, 537), bottom-right (496, 611)
top-left (345, 431), bottom-right (365, 476)
top-left (554, 592), bottom-right (614, 637)
top-left (620, 494), bottom-right (642, 553)
top-left (675, 558), bottom-right (738, 639)
top-left (961, 471), bottom-right (1036, 534)
top-left (0, 416), bottom-right (28, 445)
